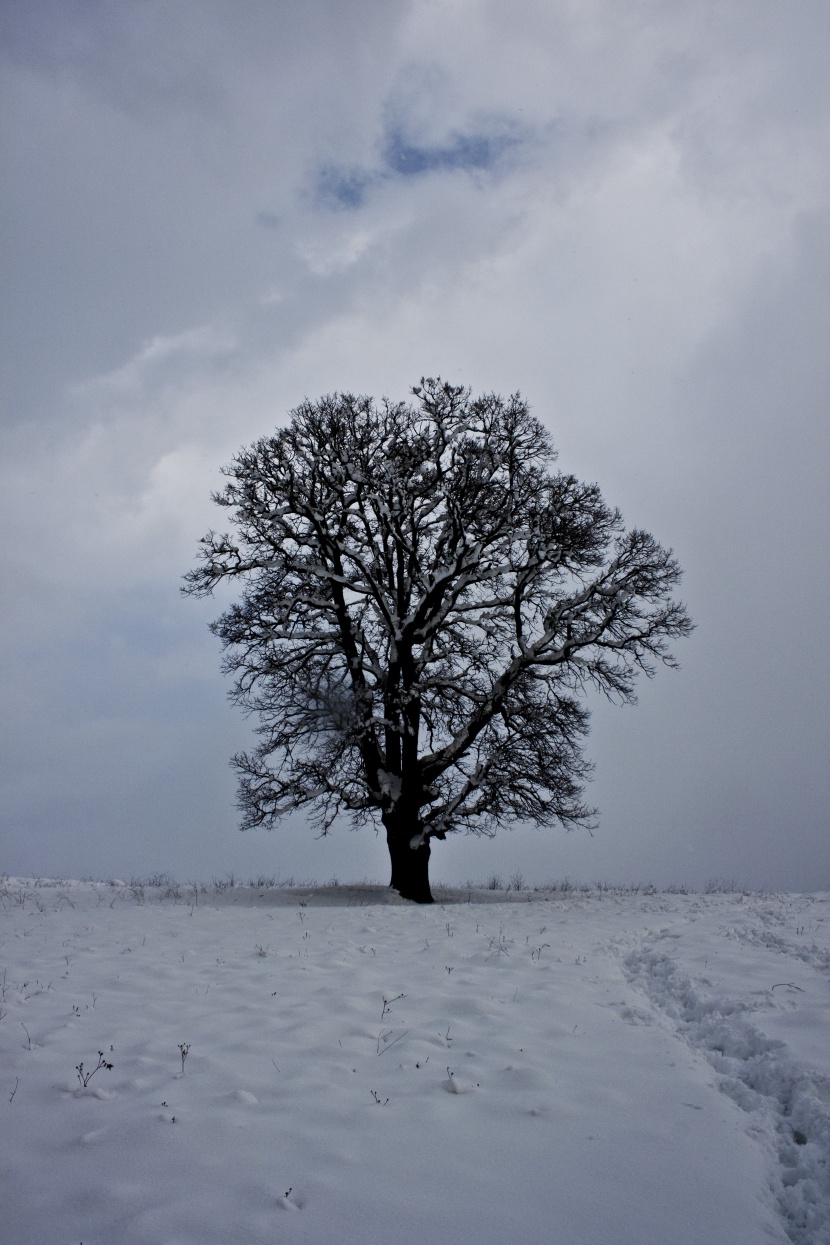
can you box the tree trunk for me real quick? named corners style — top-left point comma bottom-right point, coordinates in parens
top-left (385, 814), bottom-right (433, 903)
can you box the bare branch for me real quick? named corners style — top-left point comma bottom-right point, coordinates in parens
top-left (184, 380), bottom-right (693, 899)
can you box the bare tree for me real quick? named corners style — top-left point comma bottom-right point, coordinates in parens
top-left (184, 380), bottom-right (693, 902)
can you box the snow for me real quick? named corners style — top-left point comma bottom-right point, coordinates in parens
top-left (2, 880), bottom-right (829, 1245)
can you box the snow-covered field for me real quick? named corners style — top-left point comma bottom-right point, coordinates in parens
top-left (2, 879), bottom-right (828, 1245)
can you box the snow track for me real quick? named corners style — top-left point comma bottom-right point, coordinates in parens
top-left (623, 901), bottom-right (830, 1245)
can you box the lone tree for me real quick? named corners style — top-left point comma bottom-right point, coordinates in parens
top-left (184, 380), bottom-right (692, 902)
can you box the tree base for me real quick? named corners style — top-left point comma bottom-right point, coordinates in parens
top-left (390, 881), bottom-right (434, 904)
top-left (387, 831), bottom-right (434, 903)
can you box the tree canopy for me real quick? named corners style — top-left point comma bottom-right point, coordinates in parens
top-left (184, 380), bottom-right (693, 901)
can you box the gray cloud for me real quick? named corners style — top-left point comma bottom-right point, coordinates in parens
top-left (1, 0), bottom-right (827, 888)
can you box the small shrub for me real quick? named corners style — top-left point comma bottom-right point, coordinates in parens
top-left (705, 877), bottom-right (743, 895)
top-left (144, 872), bottom-right (175, 889)
top-left (76, 1051), bottom-right (113, 1088)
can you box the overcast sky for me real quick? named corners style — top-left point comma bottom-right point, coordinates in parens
top-left (1, 0), bottom-right (828, 890)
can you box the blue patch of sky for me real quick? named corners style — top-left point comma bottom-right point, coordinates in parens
top-left (382, 129), bottom-right (517, 177)
top-left (315, 165), bottom-right (376, 210)
top-left (312, 125), bottom-right (523, 211)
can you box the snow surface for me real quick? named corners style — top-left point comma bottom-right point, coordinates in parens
top-left (2, 879), bottom-right (829, 1245)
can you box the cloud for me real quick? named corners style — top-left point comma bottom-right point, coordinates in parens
top-left (1, 0), bottom-right (827, 887)
top-left (74, 325), bottom-right (238, 400)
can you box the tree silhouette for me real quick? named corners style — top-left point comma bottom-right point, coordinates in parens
top-left (184, 380), bottom-right (693, 901)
